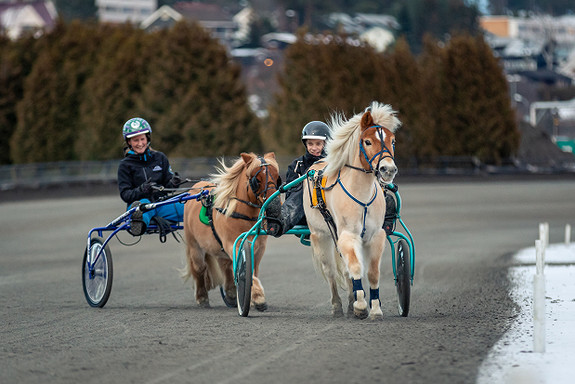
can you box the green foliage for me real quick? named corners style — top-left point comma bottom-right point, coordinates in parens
top-left (267, 31), bottom-right (519, 165)
top-left (77, 24), bottom-right (152, 160)
top-left (2, 18), bottom-right (519, 166)
top-left (11, 21), bottom-right (102, 163)
top-left (5, 20), bottom-right (259, 164)
top-left (396, 0), bottom-right (480, 53)
top-left (139, 21), bottom-right (261, 157)
top-left (267, 30), bottom-right (381, 154)
top-left (0, 35), bottom-right (38, 164)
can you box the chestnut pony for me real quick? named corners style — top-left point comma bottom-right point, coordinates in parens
top-left (303, 102), bottom-right (400, 319)
top-left (182, 152), bottom-right (280, 310)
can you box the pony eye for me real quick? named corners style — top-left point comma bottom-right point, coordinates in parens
top-left (365, 139), bottom-right (372, 146)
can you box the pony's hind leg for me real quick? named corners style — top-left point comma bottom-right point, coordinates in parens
top-left (184, 245), bottom-right (211, 307)
top-left (311, 232), bottom-right (343, 317)
top-left (329, 278), bottom-right (344, 317)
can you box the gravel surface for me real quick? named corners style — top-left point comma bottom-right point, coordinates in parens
top-left (1, 179), bottom-right (574, 384)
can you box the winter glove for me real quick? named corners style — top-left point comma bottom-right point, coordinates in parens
top-left (140, 179), bottom-right (158, 195)
top-left (170, 172), bottom-right (183, 186)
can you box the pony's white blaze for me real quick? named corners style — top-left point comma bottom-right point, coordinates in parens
top-left (377, 129), bottom-right (385, 143)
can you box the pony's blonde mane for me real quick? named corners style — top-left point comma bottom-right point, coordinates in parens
top-left (324, 101), bottom-right (401, 178)
top-left (211, 153), bottom-right (278, 215)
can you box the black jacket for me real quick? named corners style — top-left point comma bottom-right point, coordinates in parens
top-left (117, 149), bottom-right (176, 205)
top-left (285, 152), bottom-right (323, 199)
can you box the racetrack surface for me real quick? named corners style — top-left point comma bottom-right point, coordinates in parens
top-left (1, 179), bottom-right (574, 384)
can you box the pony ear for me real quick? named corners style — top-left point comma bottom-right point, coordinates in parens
top-left (241, 152), bottom-right (254, 165)
top-left (361, 108), bottom-right (375, 131)
top-left (264, 152), bottom-right (276, 160)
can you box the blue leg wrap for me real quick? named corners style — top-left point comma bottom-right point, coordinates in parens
top-left (352, 278), bottom-right (363, 300)
top-left (370, 288), bottom-right (380, 308)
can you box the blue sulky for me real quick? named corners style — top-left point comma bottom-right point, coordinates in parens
top-left (82, 189), bottom-right (210, 308)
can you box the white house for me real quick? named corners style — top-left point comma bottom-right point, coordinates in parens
top-left (96, 0), bottom-right (157, 24)
top-left (0, 0), bottom-right (57, 39)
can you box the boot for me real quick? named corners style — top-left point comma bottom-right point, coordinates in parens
top-left (267, 190), bottom-right (305, 238)
top-left (128, 202), bottom-right (147, 236)
top-left (383, 192), bottom-right (397, 236)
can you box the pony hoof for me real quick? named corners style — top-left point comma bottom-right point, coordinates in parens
top-left (255, 302), bottom-right (268, 312)
top-left (333, 307), bottom-right (344, 318)
top-left (197, 300), bottom-right (210, 308)
top-left (369, 299), bottom-right (383, 320)
top-left (353, 291), bottom-right (369, 319)
top-left (354, 307), bottom-right (369, 320)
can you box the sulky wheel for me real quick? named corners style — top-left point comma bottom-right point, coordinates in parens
top-left (219, 286), bottom-right (237, 308)
top-left (395, 239), bottom-right (411, 317)
top-left (235, 241), bottom-right (253, 317)
top-left (82, 237), bottom-right (113, 308)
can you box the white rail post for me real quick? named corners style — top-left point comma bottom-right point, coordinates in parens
top-left (566, 224), bottom-right (571, 245)
top-left (539, 222), bottom-right (548, 259)
top-left (533, 239), bottom-right (546, 353)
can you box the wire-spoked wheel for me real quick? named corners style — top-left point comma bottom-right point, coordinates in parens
top-left (235, 241), bottom-right (253, 317)
top-left (82, 237), bottom-right (113, 308)
top-left (395, 239), bottom-right (411, 317)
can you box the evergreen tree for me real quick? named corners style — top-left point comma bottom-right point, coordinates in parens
top-left (267, 30), bottom-right (381, 155)
top-left (0, 35), bottom-right (38, 164)
top-left (377, 37), bottom-right (423, 163)
top-left (425, 34), bottom-right (519, 163)
top-left (416, 34), bottom-right (445, 159)
top-left (10, 21), bottom-right (101, 163)
top-left (77, 24), bottom-right (151, 160)
top-left (138, 21), bottom-right (261, 157)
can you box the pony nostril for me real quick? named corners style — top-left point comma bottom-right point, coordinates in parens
top-left (381, 164), bottom-right (397, 175)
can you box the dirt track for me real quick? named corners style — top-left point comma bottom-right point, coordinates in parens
top-left (1, 179), bottom-right (574, 384)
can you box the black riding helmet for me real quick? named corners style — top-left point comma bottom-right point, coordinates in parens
top-left (301, 121), bottom-right (331, 147)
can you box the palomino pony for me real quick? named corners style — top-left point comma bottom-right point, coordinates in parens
top-left (182, 152), bottom-right (281, 310)
top-left (303, 102), bottom-right (400, 319)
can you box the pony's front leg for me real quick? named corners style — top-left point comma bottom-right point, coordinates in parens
top-left (366, 233), bottom-right (386, 320)
top-left (251, 275), bottom-right (267, 311)
top-left (339, 232), bottom-right (368, 319)
top-left (217, 256), bottom-right (236, 306)
top-left (251, 249), bottom-right (267, 311)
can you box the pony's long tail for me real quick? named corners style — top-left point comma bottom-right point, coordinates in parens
top-left (181, 248), bottom-right (224, 290)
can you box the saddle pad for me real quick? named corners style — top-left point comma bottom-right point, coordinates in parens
top-left (199, 205), bottom-right (210, 225)
top-left (311, 174), bottom-right (327, 207)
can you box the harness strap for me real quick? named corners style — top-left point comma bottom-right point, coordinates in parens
top-left (215, 207), bottom-right (258, 221)
top-left (336, 171), bottom-right (378, 238)
top-left (202, 194), bottom-right (225, 251)
top-left (308, 171), bottom-right (339, 250)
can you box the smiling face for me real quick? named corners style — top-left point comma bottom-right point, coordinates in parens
top-left (128, 133), bottom-right (148, 154)
top-left (305, 139), bottom-right (325, 157)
